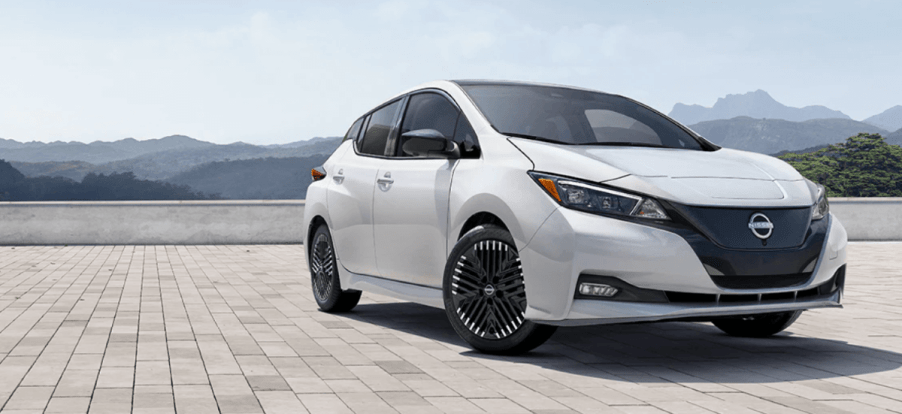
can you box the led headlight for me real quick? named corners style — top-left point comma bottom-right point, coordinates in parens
top-left (529, 172), bottom-right (669, 220)
top-left (812, 183), bottom-right (829, 220)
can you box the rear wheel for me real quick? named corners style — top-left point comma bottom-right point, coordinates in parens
top-left (309, 224), bottom-right (361, 312)
top-left (712, 310), bottom-right (802, 337)
top-left (443, 225), bottom-right (556, 355)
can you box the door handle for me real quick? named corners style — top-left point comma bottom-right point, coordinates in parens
top-left (377, 172), bottom-right (393, 190)
top-left (333, 169), bottom-right (344, 184)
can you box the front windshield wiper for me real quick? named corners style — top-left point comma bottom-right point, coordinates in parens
top-left (502, 132), bottom-right (568, 145)
top-left (578, 142), bottom-right (669, 149)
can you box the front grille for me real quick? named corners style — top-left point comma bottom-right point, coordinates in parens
top-left (672, 205), bottom-right (812, 250)
top-left (710, 274), bottom-right (811, 289)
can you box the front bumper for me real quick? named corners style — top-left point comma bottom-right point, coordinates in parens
top-left (519, 208), bottom-right (847, 323)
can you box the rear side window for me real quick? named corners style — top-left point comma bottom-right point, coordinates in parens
top-left (343, 117), bottom-right (364, 142)
top-left (359, 100), bottom-right (401, 156)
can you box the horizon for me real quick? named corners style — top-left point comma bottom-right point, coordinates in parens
top-left (2, 1), bottom-right (901, 145)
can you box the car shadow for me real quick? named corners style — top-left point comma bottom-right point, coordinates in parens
top-left (342, 302), bottom-right (902, 383)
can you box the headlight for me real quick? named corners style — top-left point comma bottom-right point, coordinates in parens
top-left (812, 183), bottom-right (829, 220)
top-left (529, 172), bottom-right (669, 220)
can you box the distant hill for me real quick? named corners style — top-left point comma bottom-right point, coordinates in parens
top-left (166, 155), bottom-right (329, 199)
top-left (0, 135), bottom-right (213, 164)
top-left (886, 128), bottom-right (902, 146)
top-left (863, 106), bottom-right (902, 132)
top-left (7, 136), bottom-right (343, 181)
top-left (689, 117), bottom-right (888, 154)
top-left (10, 160), bottom-right (96, 182)
top-left (0, 160), bottom-right (215, 201)
top-left (670, 90), bottom-right (850, 126)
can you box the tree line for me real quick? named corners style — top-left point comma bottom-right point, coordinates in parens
top-left (778, 133), bottom-right (902, 197)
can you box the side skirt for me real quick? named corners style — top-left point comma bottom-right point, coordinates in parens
top-left (343, 269), bottom-right (445, 309)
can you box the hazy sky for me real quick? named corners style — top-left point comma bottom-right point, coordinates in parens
top-left (1, 0), bottom-right (900, 144)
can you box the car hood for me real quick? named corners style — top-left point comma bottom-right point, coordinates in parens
top-left (509, 138), bottom-right (814, 207)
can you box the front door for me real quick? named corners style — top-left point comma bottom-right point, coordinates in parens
top-left (373, 159), bottom-right (455, 286)
top-left (372, 92), bottom-right (462, 287)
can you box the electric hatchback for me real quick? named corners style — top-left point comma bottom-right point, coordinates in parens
top-left (304, 80), bottom-right (847, 354)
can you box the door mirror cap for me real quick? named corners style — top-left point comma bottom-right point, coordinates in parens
top-left (400, 129), bottom-right (460, 158)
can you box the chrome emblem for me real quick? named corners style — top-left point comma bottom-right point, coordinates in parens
top-left (483, 285), bottom-right (496, 296)
top-left (748, 213), bottom-right (774, 240)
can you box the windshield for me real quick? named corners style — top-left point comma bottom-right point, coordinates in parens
top-left (460, 83), bottom-right (705, 150)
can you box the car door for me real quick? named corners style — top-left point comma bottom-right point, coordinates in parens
top-left (328, 100), bottom-right (402, 276)
top-left (372, 91), bottom-right (464, 287)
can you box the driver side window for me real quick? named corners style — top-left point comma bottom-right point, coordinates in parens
top-left (397, 93), bottom-right (460, 157)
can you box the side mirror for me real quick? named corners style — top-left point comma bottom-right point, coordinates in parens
top-left (400, 129), bottom-right (460, 158)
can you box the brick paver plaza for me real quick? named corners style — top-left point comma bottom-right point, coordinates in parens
top-left (0, 243), bottom-right (899, 414)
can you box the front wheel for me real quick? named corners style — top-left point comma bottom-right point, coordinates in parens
top-left (443, 224), bottom-right (556, 355)
top-left (309, 224), bottom-right (361, 312)
top-left (712, 310), bottom-right (802, 337)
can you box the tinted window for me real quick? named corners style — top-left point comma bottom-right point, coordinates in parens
top-left (343, 117), bottom-right (364, 142)
top-left (461, 84), bottom-right (703, 150)
top-left (401, 93), bottom-right (459, 137)
top-left (359, 100), bottom-right (401, 156)
top-left (453, 116), bottom-right (480, 158)
top-left (398, 93), bottom-right (459, 157)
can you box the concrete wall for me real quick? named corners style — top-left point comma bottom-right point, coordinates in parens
top-left (0, 200), bottom-right (305, 245)
top-left (0, 198), bottom-right (898, 245)
top-left (829, 198), bottom-right (902, 241)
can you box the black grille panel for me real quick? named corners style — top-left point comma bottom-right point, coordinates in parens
top-left (711, 274), bottom-right (812, 289)
top-left (673, 205), bottom-right (812, 250)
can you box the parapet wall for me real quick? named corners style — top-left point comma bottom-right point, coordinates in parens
top-left (0, 200), bottom-right (305, 245)
top-left (0, 198), bottom-right (897, 245)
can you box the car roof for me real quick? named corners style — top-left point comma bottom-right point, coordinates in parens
top-left (451, 79), bottom-right (612, 95)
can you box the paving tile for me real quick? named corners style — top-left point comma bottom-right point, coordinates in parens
top-left (4, 386), bottom-right (54, 410)
top-left (0, 244), bottom-right (899, 414)
top-left (45, 396), bottom-right (92, 413)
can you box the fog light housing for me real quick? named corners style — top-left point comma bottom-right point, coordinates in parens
top-left (578, 283), bottom-right (619, 297)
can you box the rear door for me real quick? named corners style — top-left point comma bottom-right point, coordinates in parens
top-left (328, 100), bottom-right (402, 276)
top-left (372, 91), bottom-right (464, 287)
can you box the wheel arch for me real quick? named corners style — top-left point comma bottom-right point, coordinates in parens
top-left (307, 215), bottom-right (328, 249)
top-left (457, 212), bottom-right (510, 240)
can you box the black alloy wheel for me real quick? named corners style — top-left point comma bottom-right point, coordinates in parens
top-left (443, 224), bottom-right (556, 354)
top-left (451, 239), bottom-right (527, 339)
top-left (309, 224), bottom-right (361, 312)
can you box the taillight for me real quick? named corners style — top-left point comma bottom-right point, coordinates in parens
top-left (311, 167), bottom-right (326, 181)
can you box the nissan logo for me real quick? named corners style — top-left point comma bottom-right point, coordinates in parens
top-left (748, 213), bottom-right (774, 239)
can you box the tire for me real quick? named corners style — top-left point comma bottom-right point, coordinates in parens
top-left (309, 224), bottom-right (361, 312)
top-left (443, 224), bottom-right (557, 355)
top-left (712, 310), bottom-right (802, 337)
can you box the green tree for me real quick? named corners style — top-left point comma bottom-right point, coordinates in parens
top-left (779, 133), bottom-right (902, 197)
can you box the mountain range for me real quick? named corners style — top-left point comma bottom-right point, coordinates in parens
top-left (669, 90), bottom-right (851, 126)
top-left (668, 90), bottom-right (902, 155)
top-left (2, 89), bottom-right (900, 200)
top-left (687, 117), bottom-right (893, 155)
top-left (6, 136), bottom-right (342, 182)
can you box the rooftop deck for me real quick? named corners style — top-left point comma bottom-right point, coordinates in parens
top-left (0, 243), bottom-right (899, 413)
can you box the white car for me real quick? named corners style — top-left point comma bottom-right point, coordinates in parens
top-left (304, 80), bottom-right (847, 354)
